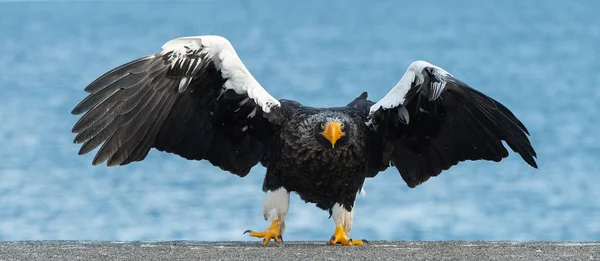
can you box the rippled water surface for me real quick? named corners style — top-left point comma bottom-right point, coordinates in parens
top-left (0, 0), bottom-right (599, 241)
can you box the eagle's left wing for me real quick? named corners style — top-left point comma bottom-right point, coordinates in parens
top-left (71, 35), bottom-right (283, 176)
top-left (366, 61), bottom-right (537, 188)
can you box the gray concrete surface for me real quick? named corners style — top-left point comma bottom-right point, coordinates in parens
top-left (0, 241), bottom-right (598, 261)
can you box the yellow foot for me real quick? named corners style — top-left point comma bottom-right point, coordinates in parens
top-left (328, 225), bottom-right (367, 246)
top-left (244, 220), bottom-right (283, 245)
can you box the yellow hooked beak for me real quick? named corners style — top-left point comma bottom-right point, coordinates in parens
top-left (322, 122), bottom-right (344, 148)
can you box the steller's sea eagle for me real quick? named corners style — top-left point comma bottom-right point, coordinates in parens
top-left (71, 35), bottom-right (538, 246)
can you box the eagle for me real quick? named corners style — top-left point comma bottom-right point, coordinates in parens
top-left (71, 35), bottom-right (537, 246)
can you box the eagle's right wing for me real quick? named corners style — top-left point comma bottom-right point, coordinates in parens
top-left (71, 35), bottom-right (282, 176)
top-left (366, 61), bottom-right (537, 187)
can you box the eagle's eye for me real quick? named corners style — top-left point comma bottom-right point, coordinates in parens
top-left (340, 122), bottom-right (345, 128)
top-left (320, 123), bottom-right (325, 129)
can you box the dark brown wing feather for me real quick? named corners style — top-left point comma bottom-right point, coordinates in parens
top-left (71, 52), bottom-right (279, 176)
top-left (367, 71), bottom-right (537, 187)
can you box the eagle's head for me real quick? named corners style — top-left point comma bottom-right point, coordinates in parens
top-left (310, 112), bottom-right (354, 149)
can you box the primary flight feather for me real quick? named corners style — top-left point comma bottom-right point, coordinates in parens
top-left (71, 35), bottom-right (537, 245)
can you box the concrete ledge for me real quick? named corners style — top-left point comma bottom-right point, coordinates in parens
top-left (0, 241), bottom-right (598, 261)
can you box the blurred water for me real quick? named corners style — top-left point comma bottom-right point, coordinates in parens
top-left (0, 0), bottom-right (599, 241)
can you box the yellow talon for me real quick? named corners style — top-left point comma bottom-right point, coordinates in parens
top-left (328, 225), bottom-right (366, 246)
top-left (244, 220), bottom-right (283, 245)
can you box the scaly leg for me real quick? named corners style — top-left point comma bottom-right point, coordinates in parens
top-left (244, 187), bottom-right (289, 245)
top-left (328, 203), bottom-right (367, 246)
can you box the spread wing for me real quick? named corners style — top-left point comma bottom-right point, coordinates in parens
top-left (71, 35), bottom-right (282, 176)
top-left (366, 61), bottom-right (537, 187)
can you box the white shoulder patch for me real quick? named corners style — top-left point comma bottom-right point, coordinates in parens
top-left (369, 60), bottom-right (452, 115)
top-left (161, 35), bottom-right (281, 113)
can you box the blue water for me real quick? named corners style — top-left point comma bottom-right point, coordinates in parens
top-left (1, 0), bottom-right (599, 241)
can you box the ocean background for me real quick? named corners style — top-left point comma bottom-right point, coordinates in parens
top-left (0, 0), bottom-right (599, 241)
